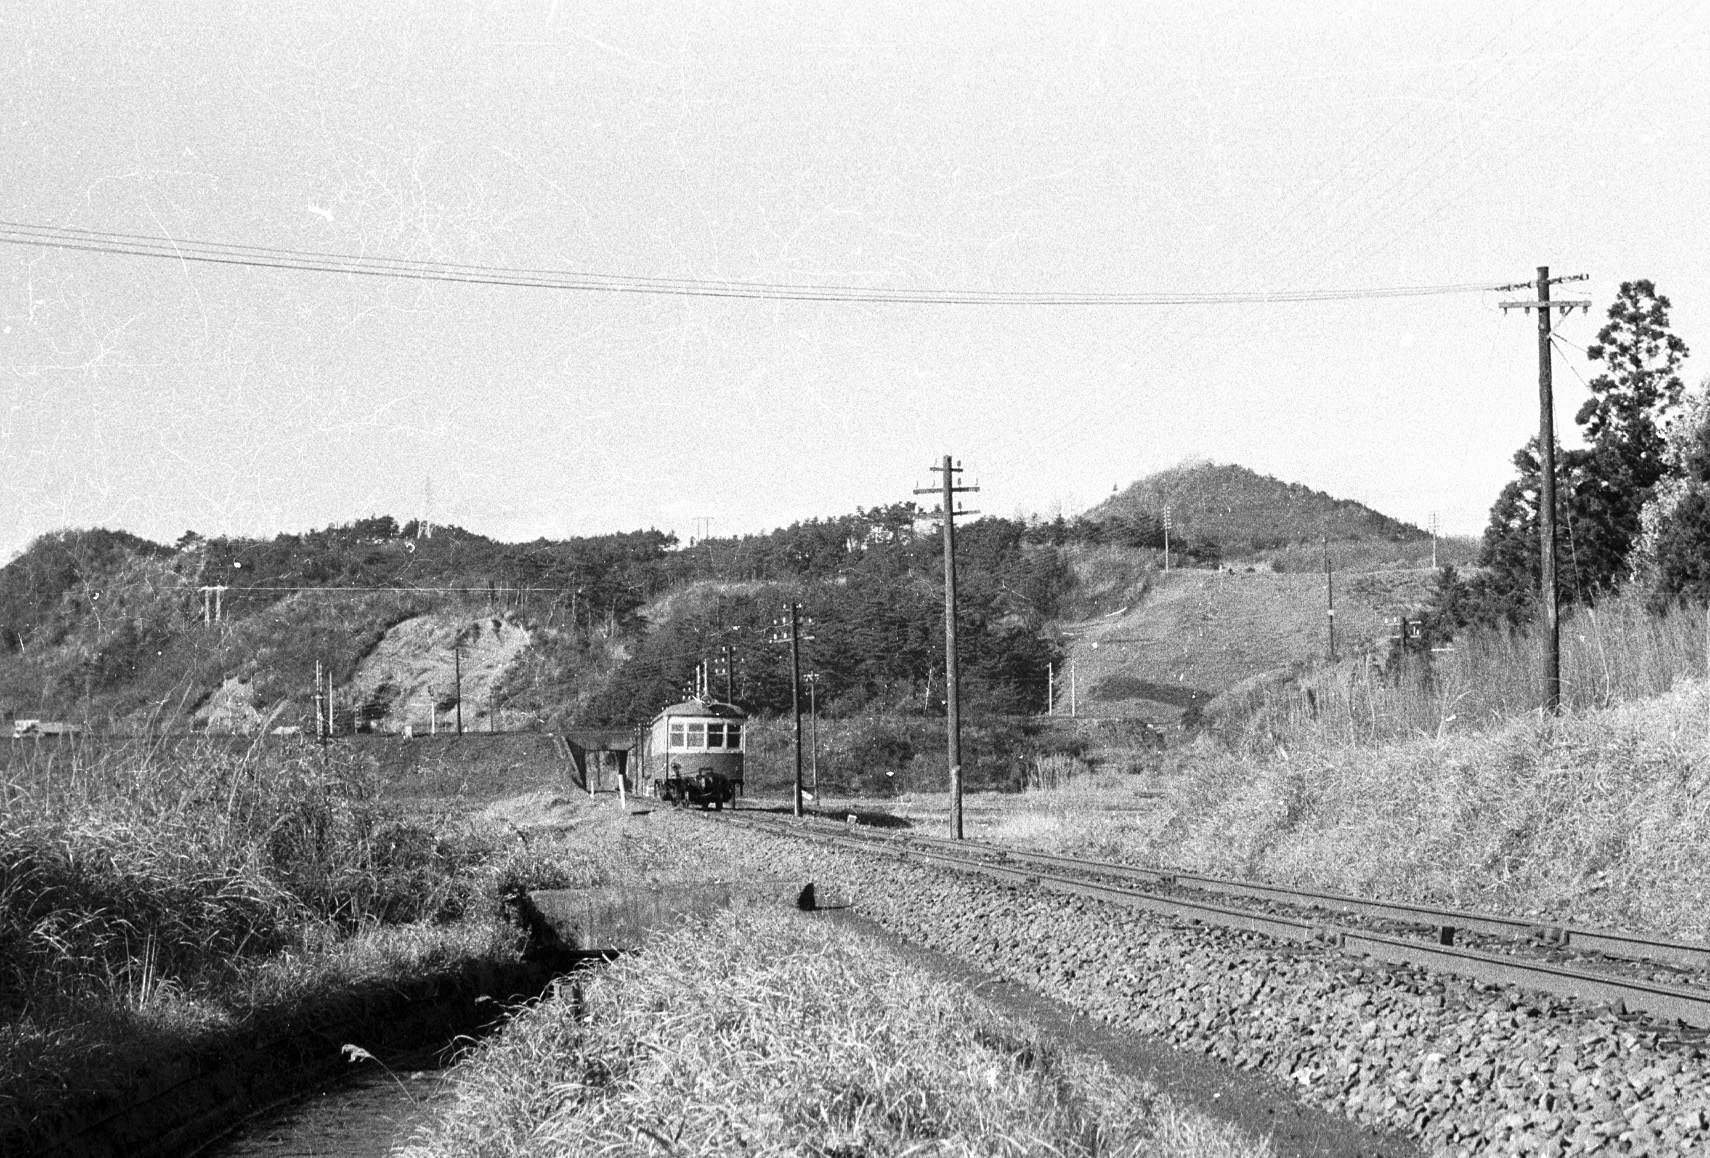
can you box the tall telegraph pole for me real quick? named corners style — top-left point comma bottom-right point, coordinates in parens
top-left (770, 604), bottom-right (810, 817)
top-left (914, 456), bottom-right (979, 840)
top-left (1323, 535), bottom-right (1336, 661)
top-left (1500, 267), bottom-right (1589, 713)
top-left (453, 643), bottom-right (463, 735)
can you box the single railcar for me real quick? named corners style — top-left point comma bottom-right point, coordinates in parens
top-left (640, 698), bottom-right (746, 808)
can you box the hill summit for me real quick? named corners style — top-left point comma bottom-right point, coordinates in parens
top-left (1089, 460), bottom-right (1426, 552)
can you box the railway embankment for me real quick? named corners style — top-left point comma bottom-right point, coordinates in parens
top-left (687, 813), bottom-right (1710, 1156)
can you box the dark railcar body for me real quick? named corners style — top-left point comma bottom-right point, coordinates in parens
top-left (639, 698), bottom-right (746, 808)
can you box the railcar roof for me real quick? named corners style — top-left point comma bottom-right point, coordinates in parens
top-left (650, 698), bottom-right (747, 722)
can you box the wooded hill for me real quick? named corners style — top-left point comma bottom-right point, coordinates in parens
top-left (0, 466), bottom-right (1448, 733)
top-left (1087, 460), bottom-right (1429, 555)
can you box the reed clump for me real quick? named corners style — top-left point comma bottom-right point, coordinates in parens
top-left (0, 737), bottom-right (570, 1138)
top-left (400, 906), bottom-right (1271, 1158)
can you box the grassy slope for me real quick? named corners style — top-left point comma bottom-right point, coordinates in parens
top-left (991, 678), bottom-right (1710, 942)
top-left (400, 902), bottom-right (1271, 1158)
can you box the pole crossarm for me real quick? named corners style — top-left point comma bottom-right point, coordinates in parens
top-left (1499, 299), bottom-right (1590, 315)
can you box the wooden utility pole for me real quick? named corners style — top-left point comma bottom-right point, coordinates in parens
top-left (1500, 268), bottom-right (1589, 713)
top-left (806, 671), bottom-right (820, 804)
top-left (1324, 535), bottom-right (1336, 661)
top-left (915, 456), bottom-right (979, 839)
top-left (453, 644), bottom-right (463, 735)
top-left (1163, 506), bottom-right (1172, 572)
top-left (770, 604), bottom-right (810, 817)
top-left (788, 604), bottom-right (803, 817)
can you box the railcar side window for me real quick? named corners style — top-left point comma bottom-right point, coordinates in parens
top-left (687, 722), bottom-right (705, 747)
top-left (669, 724), bottom-right (685, 748)
top-left (726, 724), bottom-right (741, 749)
top-left (706, 723), bottom-right (725, 748)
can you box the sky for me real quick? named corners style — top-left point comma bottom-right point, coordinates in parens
top-left (3, 1), bottom-right (1707, 561)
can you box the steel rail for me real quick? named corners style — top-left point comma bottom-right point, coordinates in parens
top-left (723, 813), bottom-right (1710, 1029)
top-left (869, 827), bottom-right (1710, 973)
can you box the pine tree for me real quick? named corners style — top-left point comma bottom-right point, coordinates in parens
top-left (1476, 280), bottom-right (1688, 612)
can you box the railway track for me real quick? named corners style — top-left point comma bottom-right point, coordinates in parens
top-left (721, 811), bottom-right (1710, 1032)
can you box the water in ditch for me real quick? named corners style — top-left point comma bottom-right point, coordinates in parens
top-left (203, 1049), bottom-right (458, 1158)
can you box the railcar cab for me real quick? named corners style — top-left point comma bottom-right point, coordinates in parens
top-left (645, 698), bottom-right (746, 809)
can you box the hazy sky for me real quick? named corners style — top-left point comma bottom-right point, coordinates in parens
top-left (3, 1), bottom-right (1706, 560)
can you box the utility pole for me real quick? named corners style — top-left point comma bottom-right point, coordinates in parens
top-left (1500, 267), bottom-right (1590, 713)
top-left (1429, 512), bottom-right (1439, 570)
top-left (1047, 662), bottom-right (1054, 715)
top-left (1163, 506), bottom-right (1172, 572)
top-left (453, 643), bottom-right (463, 735)
top-left (1324, 535), bottom-right (1336, 661)
top-left (770, 604), bottom-right (810, 817)
top-left (314, 659), bottom-right (325, 744)
top-left (914, 455), bottom-right (979, 840)
top-left (806, 672), bottom-right (820, 804)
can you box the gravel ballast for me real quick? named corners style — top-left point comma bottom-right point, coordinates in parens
top-left (690, 816), bottom-right (1710, 1157)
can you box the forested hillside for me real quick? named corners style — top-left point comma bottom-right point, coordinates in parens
top-left (1, 460), bottom-right (1465, 734)
top-left (0, 508), bottom-right (1070, 731)
top-left (1088, 460), bottom-right (1428, 555)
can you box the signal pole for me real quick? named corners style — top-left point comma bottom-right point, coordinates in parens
top-left (915, 456), bottom-right (979, 840)
top-left (1500, 268), bottom-right (1590, 713)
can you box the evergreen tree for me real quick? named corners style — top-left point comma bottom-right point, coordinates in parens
top-left (1476, 280), bottom-right (1688, 611)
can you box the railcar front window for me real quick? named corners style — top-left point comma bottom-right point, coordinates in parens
top-left (687, 722), bottom-right (705, 748)
top-left (706, 723), bottom-right (725, 748)
top-left (726, 724), bottom-right (742, 749)
top-left (669, 724), bottom-right (685, 748)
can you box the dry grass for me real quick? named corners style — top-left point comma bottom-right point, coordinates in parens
top-left (1154, 681), bottom-right (1710, 938)
top-left (400, 906), bottom-right (1273, 1158)
top-left (990, 682), bottom-right (1710, 941)
top-left (1231, 593), bottom-right (1710, 751)
top-left (0, 739), bottom-right (622, 1140)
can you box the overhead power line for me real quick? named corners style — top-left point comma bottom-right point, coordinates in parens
top-left (0, 219), bottom-right (1506, 306)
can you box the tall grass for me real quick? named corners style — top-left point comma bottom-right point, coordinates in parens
top-left (0, 737), bottom-right (544, 1140)
top-left (1148, 680), bottom-right (1710, 939)
top-left (401, 906), bottom-right (1271, 1158)
top-left (1227, 594), bottom-right (1710, 751)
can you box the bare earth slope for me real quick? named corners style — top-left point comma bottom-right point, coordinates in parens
top-left (1060, 567), bottom-right (1439, 722)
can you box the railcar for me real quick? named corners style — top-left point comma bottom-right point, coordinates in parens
top-left (639, 698), bottom-right (746, 808)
